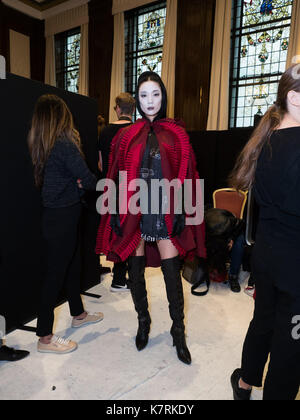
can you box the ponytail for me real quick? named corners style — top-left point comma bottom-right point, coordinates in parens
top-left (228, 104), bottom-right (283, 191)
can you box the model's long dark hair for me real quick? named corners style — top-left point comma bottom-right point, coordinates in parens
top-left (135, 71), bottom-right (167, 121)
top-left (229, 64), bottom-right (300, 190)
top-left (28, 94), bottom-right (83, 188)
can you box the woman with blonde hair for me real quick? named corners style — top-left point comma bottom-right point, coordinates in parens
top-left (28, 94), bottom-right (103, 354)
top-left (229, 65), bottom-right (300, 400)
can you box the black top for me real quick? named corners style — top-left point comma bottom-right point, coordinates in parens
top-left (42, 137), bottom-right (97, 208)
top-left (254, 127), bottom-right (300, 245)
top-left (98, 123), bottom-right (132, 177)
top-left (139, 129), bottom-right (169, 242)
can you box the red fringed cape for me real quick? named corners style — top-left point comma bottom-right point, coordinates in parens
top-left (95, 118), bottom-right (206, 267)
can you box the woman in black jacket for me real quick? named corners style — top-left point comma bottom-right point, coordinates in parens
top-left (229, 65), bottom-right (300, 400)
top-left (28, 94), bottom-right (103, 354)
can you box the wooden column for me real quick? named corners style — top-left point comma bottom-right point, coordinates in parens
top-left (175, 0), bottom-right (216, 131)
top-left (89, 0), bottom-right (114, 122)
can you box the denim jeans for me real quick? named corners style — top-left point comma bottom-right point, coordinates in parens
top-left (229, 233), bottom-right (246, 276)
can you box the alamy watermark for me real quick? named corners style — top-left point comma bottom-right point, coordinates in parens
top-left (96, 173), bottom-right (204, 226)
top-left (291, 315), bottom-right (300, 340)
top-left (0, 55), bottom-right (6, 80)
top-left (0, 315), bottom-right (6, 341)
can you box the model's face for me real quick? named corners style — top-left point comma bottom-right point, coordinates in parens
top-left (139, 80), bottom-right (162, 122)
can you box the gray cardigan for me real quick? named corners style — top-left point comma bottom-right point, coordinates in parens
top-left (42, 137), bottom-right (97, 208)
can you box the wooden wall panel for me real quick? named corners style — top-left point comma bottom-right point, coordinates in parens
top-left (88, 0), bottom-right (114, 122)
top-left (175, 0), bottom-right (215, 131)
top-left (0, 3), bottom-right (45, 83)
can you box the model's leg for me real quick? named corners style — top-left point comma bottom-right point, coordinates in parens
top-left (127, 240), bottom-right (151, 351)
top-left (158, 239), bottom-right (191, 365)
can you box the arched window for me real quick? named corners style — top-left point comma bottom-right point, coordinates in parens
top-left (230, 0), bottom-right (293, 127)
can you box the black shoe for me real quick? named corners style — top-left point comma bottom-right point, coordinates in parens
top-left (110, 283), bottom-right (130, 292)
top-left (0, 346), bottom-right (30, 362)
top-left (231, 369), bottom-right (252, 400)
top-left (229, 275), bottom-right (241, 293)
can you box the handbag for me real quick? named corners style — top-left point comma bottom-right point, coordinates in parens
top-left (182, 208), bottom-right (245, 297)
top-left (182, 257), bottom-right (210, 296)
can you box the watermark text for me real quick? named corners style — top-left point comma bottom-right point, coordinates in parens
top-left (0, 315), bottom-right (6, 340)
top-left (0, 55), bottom-right (6, 80)
top-left (96, 173), bottom-right (204, 226)
top-left (292, 315), bottom-right (300, 340)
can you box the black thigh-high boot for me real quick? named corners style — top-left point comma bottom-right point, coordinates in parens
top-left (127, 256), bottom-right (151, 351)
top-left (161, 256), bottom-right (191, 365)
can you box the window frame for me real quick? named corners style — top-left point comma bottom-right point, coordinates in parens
top-left (55, 26), bottom-right (81, 94)
top-left (229, 0), bottom-right (293, 128)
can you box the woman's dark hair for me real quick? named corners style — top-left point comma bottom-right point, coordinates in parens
top-left (135, 71), bottom-right (167, 121)
top-left (28, 94), bottom-right (83, 188)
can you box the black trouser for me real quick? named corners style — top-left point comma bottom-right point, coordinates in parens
top-left (36, 203), bottom-right (85, 337)
top-left (241, 234), bottom-right (300, 400)
top-left (112, 261), bottom-right (128, 286)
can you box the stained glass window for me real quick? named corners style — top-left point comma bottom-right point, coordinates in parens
top-left (125, 1), bottom-right (167, 119)
top-left (55, 28), bottom-right (81, 94)
top-left (230, 0), bottom-right (293, 127)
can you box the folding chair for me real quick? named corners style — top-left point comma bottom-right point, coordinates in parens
top-left (213, 188), bottom-right (248, 219)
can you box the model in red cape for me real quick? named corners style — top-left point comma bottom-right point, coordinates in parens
top-left (96, 72), bottom-right (206, 365)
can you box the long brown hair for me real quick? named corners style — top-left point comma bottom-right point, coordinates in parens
top-left (229, 64), bottom-right (300, 191)
top-left (28, 94), bottom-right (83, 188)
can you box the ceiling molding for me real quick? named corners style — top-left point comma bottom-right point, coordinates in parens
top-left (11, 0), bottom-right (71, 11)
top-left (2, 0), bottom-right (43, 18)
top-left (2, 0), bottom-right (90, 20)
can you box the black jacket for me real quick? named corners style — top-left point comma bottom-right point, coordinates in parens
top-left (42, 137), bottom-right (97, 208)
top-left (254, 126), bottom-right (300, 245)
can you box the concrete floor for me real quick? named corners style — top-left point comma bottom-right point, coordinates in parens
top-left (0, 260), bottom-right (299, 401)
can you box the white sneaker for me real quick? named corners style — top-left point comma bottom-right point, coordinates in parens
top-left (38, 335), bottom-right (78, 354)
top-left (110, 284), bottom-right (130, 293)
top-left (71, 312), bottom-right (104, 328)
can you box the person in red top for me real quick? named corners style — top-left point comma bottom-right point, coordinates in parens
top-left (96, 72), bottom-right (206, 365)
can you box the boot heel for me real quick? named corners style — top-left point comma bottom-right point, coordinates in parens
top-left (136, 318), bottom-right (151, 351)
top-left (171, 329), bottom-right (192, 365)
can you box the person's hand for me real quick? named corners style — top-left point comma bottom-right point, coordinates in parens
top-left (171, 213), bottom-right (185, 237)
top-left (110, 213), bottom-right (123, 237)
